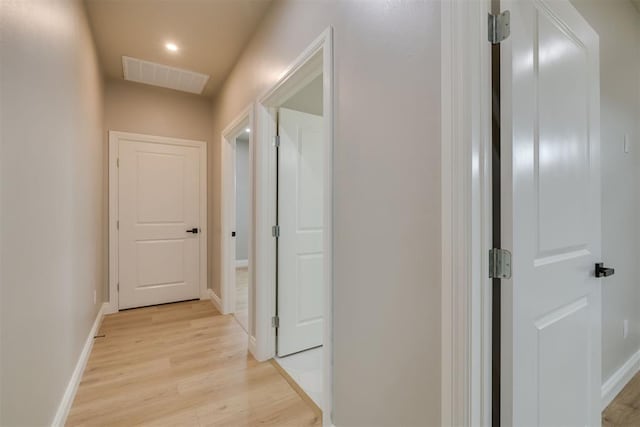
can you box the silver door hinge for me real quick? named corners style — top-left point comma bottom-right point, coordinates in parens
top-left (272, 316), bottom-right (279, 328)
top-left (489, 248), bottom-right (512, 279)
top-left (273, 135), bottom-right (280, 147)
top-left (272, 225), bottom-right (280, 238)
top-left (488, 11), bottom-right (510, 44)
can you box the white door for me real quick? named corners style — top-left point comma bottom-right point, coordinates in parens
top-left (119, 138), bottom-right (201, 310)
top-left (277, 108), bottom-right (324, 356)
top-left (501, 1), bottom-right (601, 425)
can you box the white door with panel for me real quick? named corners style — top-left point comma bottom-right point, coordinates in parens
top-left (277, 108), bottom-right (324, 356)
top-left (119, 138), bottom-right (202, 310)
top-left (501, 1), bottom-right (601, 425)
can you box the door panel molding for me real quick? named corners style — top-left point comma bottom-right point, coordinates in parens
top-left (108, 131), bottom-right (207, 314)
top-left (500, 0), bottom-right (601, 424)
top-left (276, 108), bottom-right (324, 357)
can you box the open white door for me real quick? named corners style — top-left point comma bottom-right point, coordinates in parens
top-left (118, 138), bottom-right (201, 310)
top-left (501, 1), bottom-right (602, 424)
top-left (277, 108), bottom-right (324, 357)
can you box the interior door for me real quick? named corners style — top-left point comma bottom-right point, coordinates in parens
top-left (118, 138), bottom-right (201, 310)
top-left (277, 108), bottom-right (324, 356)
top-left (501, 1), bottom-right (601, 425)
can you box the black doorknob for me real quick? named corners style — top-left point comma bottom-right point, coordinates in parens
top-left (595, 263), bottom-right (614, 278)
top-left (186, 228), bottom-right (199, 234)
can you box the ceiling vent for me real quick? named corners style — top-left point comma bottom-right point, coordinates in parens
top-left (122, 56), bottom-right (209, 95)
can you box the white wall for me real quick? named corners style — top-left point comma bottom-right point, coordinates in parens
top-left (569, 0), bottom-right (640, 383)
top-left (209, 0), bottom-right (441, 424)
top-left (235, 138), bottom-right (250, 261)
top-left (0, 0), bottom-right (105, 424)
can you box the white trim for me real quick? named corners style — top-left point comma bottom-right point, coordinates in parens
top-left (108, 131), bottom-right (208, 313)
top-left (441, 2), bottom-right (492, 426)
top-left (51, 303), bottom-right (108, 426)
top-left (107, 135), bottom-right (119, 314)
top-left (601, 349), bottom-right (640, 410)
top-left (254, 105), bottom-right (277, 363)
top-left (248, 335), bottom-right (258, 358)
top-left (221, 105), bottom-right (254, 318)
top-left (207, 288), bottom-right (223, 314)
top-left (254, 27), bottom-right (333, 426)
top-left (235, 259), bottom-right (249, 268)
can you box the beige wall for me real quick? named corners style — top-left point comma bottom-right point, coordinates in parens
top-left (569, 0), bottom-right (640, 383)
top-left (0, 0), bottom-right (105, 424)
top-left (209, 0), bottom-right (441, 424)
top-left (104, 79), bottom-right (213, 143)
top-left (103, 79), bottom-right (213, 301)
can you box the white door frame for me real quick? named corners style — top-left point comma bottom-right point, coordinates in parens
top-left (440, 1), bottom-right (493, 426)
top-left (220, 105), bottom-right (254, 329)
top-left (254, 27), bottom-right (333, 425)
top-left (107, 131), bottom-right (208, 314)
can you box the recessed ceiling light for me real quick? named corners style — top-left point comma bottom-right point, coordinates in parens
top-left (245, 128), bottom-right (251, 133)
top-left (165, 42), bottom-right (179, 52)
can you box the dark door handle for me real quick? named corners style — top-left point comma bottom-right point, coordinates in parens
top-left (232, 231), bottom-right (236, 237)
top-left (186, 228), bottom-right (199, 234)
top-left (595, 263), bottom-right (614, 278)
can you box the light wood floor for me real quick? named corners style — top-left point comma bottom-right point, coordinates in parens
top-left (67, 300), bottom-right (321, 426)
top-left (235, 267), bottom-right (249, 332)
top-left (603, 371), bottom-right (640, 426)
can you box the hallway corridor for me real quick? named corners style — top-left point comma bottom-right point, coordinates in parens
top-left (66, 301), bottom-right (320, 426)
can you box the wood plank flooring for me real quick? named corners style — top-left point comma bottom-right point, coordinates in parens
top-left (66, 300), bottom-right (321, 426)
top-left (234, 267), bottom-right (249, 332)
top-left (603, 371), bottom-right (640, 426)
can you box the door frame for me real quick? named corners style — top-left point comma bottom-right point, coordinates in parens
top-left (107, 131), bottom-right (208, 314)
top-left (440, 1), bottom-right (493, 425)
top-left (253, 27), bottom-right (333, 424)
top-left (220, 105), bottom-right (254, 334)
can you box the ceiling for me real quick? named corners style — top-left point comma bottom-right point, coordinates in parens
top-left (85, 0), bottom-right (273, 98)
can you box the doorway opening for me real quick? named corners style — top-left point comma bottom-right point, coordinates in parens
top-left (443, 0), bottom-right (638, 425)
top-left (234, 131), bottom-right (251, 332)
top-left (273, 73), bottom-right (325, 408)
top-left (254, 28), bottom-right (333, 423)
top-left (221, 105), bottom-right (254, 337)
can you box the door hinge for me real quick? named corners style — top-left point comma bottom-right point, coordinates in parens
top-left (489, 248), bottom-right (512, 279)
top-left (117, 282), bottom-right (119, 291)
top-left (272, 225), bottom-right (280, 238)
top-left (488, 10), bottom-right (510, 44)
top-left (273, 135), bottom-right (280, 148)
top-left (116, 220), bottom-right (119, 230)
top-left (272, 316), bottom-right (279, 328)
top-left (117, 158), bottom-right (120, 168)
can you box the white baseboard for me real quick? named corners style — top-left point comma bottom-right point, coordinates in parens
top-left (51, 302), bottom-right (107, 426)
top-left (248, 335), bottom-right (258, 359)
top-left (207, 288), bottom-right (223, 313)
top-left (104, 301), bottom-right (118, 315)
top-left (601, 349), bottom-right (640, 410)
top-left (236, 259), bottom-right (248, 268)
